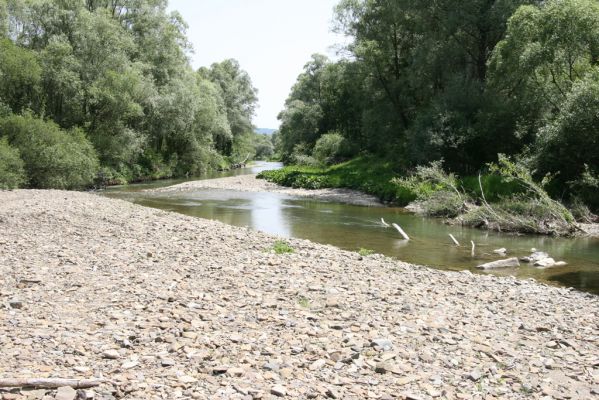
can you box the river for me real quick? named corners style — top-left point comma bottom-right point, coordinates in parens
top-left (101, 161), bottom-right (599, 295)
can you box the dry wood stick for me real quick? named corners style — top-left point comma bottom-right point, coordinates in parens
top-left (0, 378), bottom-right (105, 389)
top-left (449, 234), bottom-right (460, 246)
top-left (392, 223), bottom-right (410, 241)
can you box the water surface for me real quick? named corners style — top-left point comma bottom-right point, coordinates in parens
top-left (102, 162), bottom-right (599, 295)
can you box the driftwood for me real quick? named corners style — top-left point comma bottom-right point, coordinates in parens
top-left (471, 240), bottom-right (476, 256)
top-left (392, 223), bottom-right (410, 241)
top-left (380, 218), bottom-right (390, 227)
top-left (449, 234), bottom-right (460, 246)
top-left (0, 378), bottom-right (105, 389)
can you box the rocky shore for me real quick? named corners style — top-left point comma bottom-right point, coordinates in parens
top-left (151, 174), bottom-right (382, 207)
top-left (1, 190), bottom-right (598, 400)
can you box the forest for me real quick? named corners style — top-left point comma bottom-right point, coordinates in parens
top-left (262, 0), bottom-right (599, 234)
top-left (0, 0), bottom-right (272, 189)
top-left (1, 0), bottom-right (598, 234)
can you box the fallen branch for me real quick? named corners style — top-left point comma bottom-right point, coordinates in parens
top-left (449, 234), bottom-right (460, 246)
top-left (471, 240), bottom-right (476, 256)
top-left (0, 378), bottom-right (105, 389)
top-left (392, 223), bottom-right (410, 241)
top-left (380, 218), bottom-right (390, 227)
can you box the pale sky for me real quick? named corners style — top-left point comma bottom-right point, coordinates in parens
top-left (167, 0), bottom-right (347, 129)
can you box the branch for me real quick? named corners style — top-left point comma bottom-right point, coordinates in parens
top-left (0, 378), bottom-right (105, 389)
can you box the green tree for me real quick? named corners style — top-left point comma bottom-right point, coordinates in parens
top-left (0, 114), bottom-right (98, 189)
top-left (0, 137), bottom-right (26, 189)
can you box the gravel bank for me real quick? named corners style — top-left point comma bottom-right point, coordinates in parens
top-left (151, 174), bottom-right (382, 207)
top-left (1, 190), bottom-right (598, 400)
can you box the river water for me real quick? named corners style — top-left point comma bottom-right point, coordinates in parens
top-left (101, 161), bottom-right (599, 295)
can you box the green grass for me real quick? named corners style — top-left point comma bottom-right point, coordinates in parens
top-left (358, 248), bottom-right (375, 256)
top-left (298, 296), bottom-right (311, 308)
top-left (272, 240), bottom-right (294, 254)
top-left (257, 156), bottom-right (415, 204)
top-left (257, 156), bottom-right (577, 235)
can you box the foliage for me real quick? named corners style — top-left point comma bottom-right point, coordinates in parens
top-left (272, 240), bottom-right (294, 254)
top-left (0, 114), bottom-right (99, 189)
top-left (392, 162), bottom-right (465, 218)
top-left (272, 0), bottom-right (599, 217)
top-left (0, 137), bottom-right (26, 189)
top-left (259, 156), bottom-right (406, 203)
top-left (461, 155), bottom-right (576, 235)
top-left (312, 132), bottom-right (348, 165)
top-left (534, 74), bottom-right (599, 211)
top-left (358, 248), bottom-right (375, 257)
top-left (254, 133), bottom-right (275, 160)
top-left (0, 1), bottom-right (260, 188)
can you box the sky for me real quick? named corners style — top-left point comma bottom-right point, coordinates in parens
top-left (167, 0), bottom-right (348, 129)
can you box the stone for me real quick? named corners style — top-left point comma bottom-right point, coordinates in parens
top-left (309, 359), bottom-right (326, 371)
top-left (121, 360), bottom-right (139, 369)
top-left (161, 359), bottom-right (176, 367)
top-left (371, 338), bottom-right (393, 351)
top-left (476, 258), bottom-right (520, 269)
top-left (55, 387), bottom-right (76, 400)
top-left (468, 369), bottom-right (482, 381)
top-left (101, 350), bottom-right (120, 359)
top-left (534, 258), bottom-right (556, 268)
top-left (493, 248), bottom-right (507, 255)
top-left (9, 300), bottom-right (23, 309)
top-left (270, 385), bottom-right (286, 397)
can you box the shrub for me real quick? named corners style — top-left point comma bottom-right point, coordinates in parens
top-left (0, 137), bottom-right (26, 189)
top-left (392, 161), bottom-right (465, 217)
top-left (312, 132), bottom-right (348, 165)
top-left (272, 240), bottom-right (294, 254)
top-left (0, 114), bottom-right (99, 189)
top-left (358, 248), bottom-right (375, 256)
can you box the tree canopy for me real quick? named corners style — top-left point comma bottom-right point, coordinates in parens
top-left (275, 0), bottom-right (599, 209)
top-left (0, 0), bottom-right (259, 188)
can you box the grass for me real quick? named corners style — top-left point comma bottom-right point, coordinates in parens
top-left (258, 155), bottom-right (578, 236)
top-left (257, 156), bottom-right (413, 204)
top-left (272, 240), bottom-right (294, 254)
top-left (358, 248), bottom-right (375, 257)
top-left (298, 296), bottom-right (311, 308)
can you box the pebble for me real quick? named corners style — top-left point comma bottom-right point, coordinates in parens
top-left (0, 190), bottom-right (596, 400)
top-left (270, 385), bottom-right (286, 397)
top-left (54, 387), bottom-right (76, 400)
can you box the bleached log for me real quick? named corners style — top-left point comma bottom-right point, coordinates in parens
top-left (449, 234), bottom-right (460, 246)
top-left (380, 218), bottom-right (390, 227)
top-left (0, 378), bottom-right (105, 389)
top-left (471, 240), bottom-right (476, 256)
top-left (392, 223), bottom-right (410, 241)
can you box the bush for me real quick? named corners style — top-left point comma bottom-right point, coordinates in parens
top-left (0, 137), bottom-right (26, 189)
top-left (0, 114), bottom-right (99, 189)
top-left (272, 240), bottom-right (294, 254)
top-left (392, 161), bottom-right (465, 217)
top-left (312, 132), bottom-right (348, 165)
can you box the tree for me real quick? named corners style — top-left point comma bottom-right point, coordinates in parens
top-left (201, 59), bottom-right (258, 155)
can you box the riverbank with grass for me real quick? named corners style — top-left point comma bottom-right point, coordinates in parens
top-left (257, 156), bottom-right (598, 237)
top-left (0, 190), bottom-right (598, 400)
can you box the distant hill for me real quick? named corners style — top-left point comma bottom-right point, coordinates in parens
top-left (255, 128), bottom-right (276, 135)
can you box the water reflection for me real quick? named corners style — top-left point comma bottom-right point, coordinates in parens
top-left (101, 163), bottom-right (599, 295)
top-left (251, 193), bottom-right (290, 237)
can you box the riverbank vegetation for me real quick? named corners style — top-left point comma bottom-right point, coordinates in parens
top-left (0, 0), bottom-right (266, 189)
top-left (264, 0), bottom-right (599, 235)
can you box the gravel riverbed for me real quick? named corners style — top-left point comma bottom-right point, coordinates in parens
top-left (151, 174), bottom-right (382, 207)
top-left (0, 190), bottom-right (598, 400)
